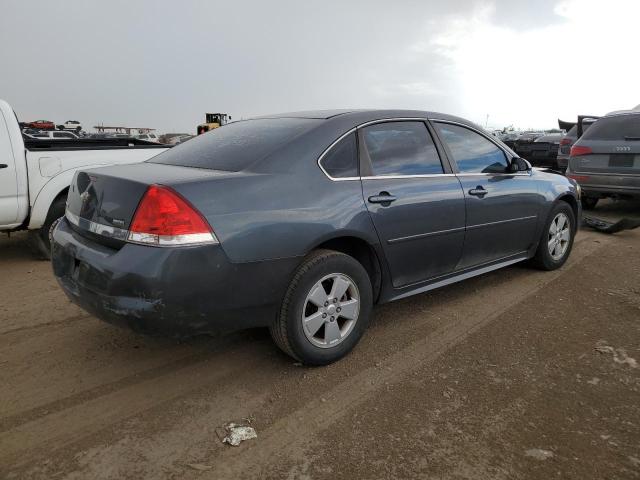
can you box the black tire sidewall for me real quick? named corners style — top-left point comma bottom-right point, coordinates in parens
top-left (40, 197), bottom-right (67, 250)
top-left (285, 254), bottom-right (372, 365)
top-left (538, 202), bottom-right (576, 269)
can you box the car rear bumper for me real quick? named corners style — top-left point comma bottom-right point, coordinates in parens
top-left (569, 172), bottom-right (640, 198)
top-left (51, 219), bottom-right (300, 336)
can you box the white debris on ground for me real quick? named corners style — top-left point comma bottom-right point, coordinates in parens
top-left (595, 343), bottom-right (638, 368)
top-left (222, 422), bottom-right (257, 447)
top-left (525, 449), bottom-right (554, 460)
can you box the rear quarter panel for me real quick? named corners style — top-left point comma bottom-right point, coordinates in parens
top-left (172, 170), bottom-right (379, 264)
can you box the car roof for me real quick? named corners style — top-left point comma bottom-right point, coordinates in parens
top-left (252, 109), bottom-right (477, 127)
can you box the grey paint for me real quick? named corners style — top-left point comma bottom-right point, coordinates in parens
top-left (567, 113), bottom-right (640, 198)
top-left (53, 110), bottom-right (580, 335)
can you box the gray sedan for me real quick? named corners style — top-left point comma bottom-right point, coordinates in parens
top-left (52, 110), bottom-right (581, 365)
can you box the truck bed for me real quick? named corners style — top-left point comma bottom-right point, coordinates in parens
top-left (24, 137), bottom-right (170, 151)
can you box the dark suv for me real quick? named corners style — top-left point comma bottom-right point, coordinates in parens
top-left (566, 112), bottom-right (640, 209)
top-left (52, 110), bottom-right (581, 365)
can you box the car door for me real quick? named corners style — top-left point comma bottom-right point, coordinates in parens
top-left (432, 121), bottom-right (541, 270)
top-left (0, 110), bottom-right (19, 226)
top-left (359, 120), bottom-right (466, 288)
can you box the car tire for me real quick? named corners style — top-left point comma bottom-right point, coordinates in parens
top-left (270, 249), bottom-right (373, 365)
top-left (582, 197), bottom-right (598, 210)
top-left (32, 196), bottom-right (67, 260)
top-left (532, 201), bottom-right (576, 271)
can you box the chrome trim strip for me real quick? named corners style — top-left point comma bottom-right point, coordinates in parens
top-left (65, 210), bottom-right (219, 247)
top-left (388, 225), bottom-right (465, 244)
top-left (66, 210), bottom-right (129, 241)
top-left (361, 173), bottom-right (456, 180)
top-left (466, 215), bottom-right (538, 230)
top-left (317, 116), bottom-right (528, 182)
top-left (456, 172), bottom-right (531, 177)
top-left (317, 127), bottom-right (359, 182)
top-left (317, 117), bottom-right (433, 182)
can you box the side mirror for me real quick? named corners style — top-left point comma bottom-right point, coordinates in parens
top-left (509, 157), bottom-right (530, 172)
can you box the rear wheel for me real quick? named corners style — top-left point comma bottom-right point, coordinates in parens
top-left (270, 249), bottom-right (373, 365)
top-left (532, 202), bottom-right (576, 271)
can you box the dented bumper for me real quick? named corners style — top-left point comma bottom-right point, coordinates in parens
top-left (51, 218), bottom-right (299, 336)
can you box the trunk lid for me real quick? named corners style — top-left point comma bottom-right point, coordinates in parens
top-left (66, 162), bottom-right (238, 245)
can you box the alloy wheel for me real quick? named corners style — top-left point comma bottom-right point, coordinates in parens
top-left (547, 212), bottom-right (571, 260)
top-left (301, 273), bottom-right (360, 348)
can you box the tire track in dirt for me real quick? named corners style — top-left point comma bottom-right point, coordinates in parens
top-left (0, 338), bottom-right (273, 469)
top-left (203, 235), bottom-right (611, 479)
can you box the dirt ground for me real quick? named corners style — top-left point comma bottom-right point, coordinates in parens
top-left (1, 199), bottom-right (639, 480)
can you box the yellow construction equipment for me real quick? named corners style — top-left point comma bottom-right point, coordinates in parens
top-left (197, 113), bottom-right (231, 135)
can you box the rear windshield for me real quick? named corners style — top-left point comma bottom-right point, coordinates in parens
top-left (581, 114), bottom-right (640, 141)
top-left (150, 118), bottom-right (321, 171)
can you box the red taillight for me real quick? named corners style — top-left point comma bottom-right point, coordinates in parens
top-left (559, 138), bottom-right (572, 146)
top-left (128, 185), bottom-right (218, 246)
top-left (570, 145), bottom-right (592, 156)
top-left (567, 174), bottom-right (590, 183)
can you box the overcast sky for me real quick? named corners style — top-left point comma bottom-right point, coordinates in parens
top-left (1, 0), bottom-right (637, 133)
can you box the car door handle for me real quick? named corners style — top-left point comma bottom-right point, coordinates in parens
top-left (468, 186), bottom-right (488, 197)
top-left (0, 164), bottom-right (8, 169)
top-left (368, 192), bottom-right (397, 205)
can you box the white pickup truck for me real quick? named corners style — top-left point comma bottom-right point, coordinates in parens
top-left (0, 99), bottom-right (169, 257)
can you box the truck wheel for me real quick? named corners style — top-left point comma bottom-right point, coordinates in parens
top-left (270, 249), bottom-right (373, 365)
top-left (31, 196), bottom-right (67, 260)
top-left (531, 202), bottom-right (576, 271)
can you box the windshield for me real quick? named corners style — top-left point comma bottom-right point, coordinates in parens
top-left (150, 118), bottom-right (321, 171)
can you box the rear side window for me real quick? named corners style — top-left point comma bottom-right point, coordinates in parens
top-left (435, 123), bottom-right (508, 174)
top-left (581, 115), bottom-right (640, 141)
top-left (320, 133), bottom-right (358, 178)
top-left (362, 122), bottom-right (443, 176)
top-left (151, 118), bottom-right (321, 171)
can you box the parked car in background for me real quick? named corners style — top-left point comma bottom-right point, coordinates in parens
top-left (557, 117), bottom-right (597, 170)
top-left (22, 119), bottom-right (55, 130)
top-left (28, 130), bottom-right (80, 140)
top-left (58, 120), bottom-right (83, 132)
top-left (566, 112), bottom-right (640, 209)
top-left (52, 109), bottom-right (580, 365)
top-left (168, 134), bottom-right (194, 145)
top-left (0, 99), bottom-right (169, 257)
top-left (136, 132), bottom-right (160, 143)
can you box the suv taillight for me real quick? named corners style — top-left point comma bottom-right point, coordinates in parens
top-left (128, 185), bottom-right (218, 246)
top-left (570, 145), bottom-right (592, 156)
top-left (559, 138), bottom-right (572, 146)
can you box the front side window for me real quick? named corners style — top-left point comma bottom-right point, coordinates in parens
top-left (435, 123), bottom-right (508, 174)
top-left (320, 133), bottom-right (358, 178)
top-left (362, 122), bottom-right (443, 176)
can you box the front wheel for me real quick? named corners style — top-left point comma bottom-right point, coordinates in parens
top-left (270, 249), bottom-right (373, 365)
top-left (532, 202), bottom-right (576, 271)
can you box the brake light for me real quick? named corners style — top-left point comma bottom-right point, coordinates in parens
top-left (559, 138), bottom-right (572, 146)
top-left (566, 174), bottom-right (590, 183)
top-left (128, 185), bottom-right (218, 246)
top-left (570, 145), bottom-right (592, 156)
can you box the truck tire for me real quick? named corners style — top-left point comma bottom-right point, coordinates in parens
top-left (31, 196), bottom-right (66, 260)
top-left (270, 249), bottom-right (373, 365)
